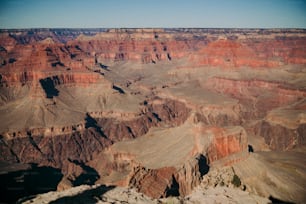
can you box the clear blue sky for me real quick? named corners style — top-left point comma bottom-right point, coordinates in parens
top-left (0, 0), bottom-right (306, 28)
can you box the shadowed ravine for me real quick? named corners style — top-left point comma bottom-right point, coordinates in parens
top-left (0, 164), bottom-right (62, 203)
top-left (0, 28), bottom-right (305, 203)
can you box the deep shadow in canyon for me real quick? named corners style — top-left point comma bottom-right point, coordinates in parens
top-left (39, 77), bottom-right (59, 98)
top-left (0, 164), bottom-right (62, 204)
top-left (69, 159), bottom-right (100, 186)
top-left (48, 185), bottom-right (115, 204)
top-left (198, 154), bottom-right (210, 177)
top-left (0, 28), bottom-right (305, 203)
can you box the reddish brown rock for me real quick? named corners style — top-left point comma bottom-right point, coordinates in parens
top-left (2, 29), bottom-right (306, 76)
top-left (0, 71), bottom-right (103, 87)
top-left (190, 37), bottom-right (306, 67)
top-left (254, 121), bottom-right (305, 150)
top-left (206, 127), bottom-right (247, 163)
top-left (204, 77), bottom-right (306, 117)
top-left (129, 166), bottom-right (177, 198)
top-left (88, 121), bottom-right (248, 199)
top-left (0, 28), bottom-right (305, 202)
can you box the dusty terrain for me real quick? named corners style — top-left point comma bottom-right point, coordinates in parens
top-left (0, 28), bottom-right (305, 203)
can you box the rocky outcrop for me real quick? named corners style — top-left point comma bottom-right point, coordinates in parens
top-left (0, 90), bottom-right (249, 200)
top-left (93, 98), bottom-right (190, 142)
top-left (204, 77), bottom-right (306, 118)
top-left (174, 155), bottom-right (208, 196)
top-left (129, 166), bottom-right (177, 198)
top-left (0, 28), bottom-right (305, 202)
top-left (206, 127), bottom-right (248, 163)
top-left (254, 121), bottom-right (306, 151)
top-left (189, 37), bottom-right (306, 67)
top-left (252, 99), bottom-right (306, 150)
top-left (0, 128), bottom-right (110, 168)
top-left (74, 30), bottom-right (306, 66)
top-left (233, 151), bottom-right (306, 203)
top-left (89, 120), bottom-right (248, 199)
top-left (193, 111), bottom-right (242, 126)
top-left (1, 29), bottom-right (306, 73)
top-left (19, 183), bottom-right (271, 204)
top-left (0, 71), bottom-right (104, 90)
top-left (0, 98), bottom-right (191, 187)
top-left (128, 154), bottom-right (208, 198)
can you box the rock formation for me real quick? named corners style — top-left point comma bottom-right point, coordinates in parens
top-left (19, 183), bottom-right (271, 204)
top-left (0, 28), bottom-right (305, 203)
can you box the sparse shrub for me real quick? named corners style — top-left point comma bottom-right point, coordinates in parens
top-left (231, 174), bottom-right (241, 187)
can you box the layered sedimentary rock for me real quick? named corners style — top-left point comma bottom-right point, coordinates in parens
top-left (189, 37), bottom-right (306, 67)
top-left (0, 28), bottom-right (306, 203)
top-left (233, 150), bottom-right (306, 203)
top-left (20, 183), bottom-right (271, 204)
top-left (87, 119), bottom-right (248, 198)
top-left (1, 28), bottom-right (306, 72)
top-left (205, 78), bottom-right (305, 111)
top-left (253, 99), bottom-right (306, 150)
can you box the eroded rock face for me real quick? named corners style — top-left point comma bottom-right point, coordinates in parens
top-left (0, 98), bottom-right (191, 192)
top-left (254, 120), bottom-right (306, 151)
top-left (86, 121), bottom-right (248, 199)
top-left (1, 29), bottom-right (306, 74)
top-left (189, 37), bottom-right (306, 67)
top-left (204, 77), bottom-right (306, 118)
top-left (129, 166), bottom-right (177, 198)
top-left (0, 28), bottom-right (305, 202)
top-left (251, 99), bottom-right (306, 150)
top-left (207, 127), bottom-right (247, 163)
top-left (127, 155), bottom-right (208, 198)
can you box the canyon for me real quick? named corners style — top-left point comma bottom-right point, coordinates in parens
top-left (0, 28), bottom-right (305, 203)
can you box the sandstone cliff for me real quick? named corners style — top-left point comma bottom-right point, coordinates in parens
top-left (0, 28), bottom-right (305, 203)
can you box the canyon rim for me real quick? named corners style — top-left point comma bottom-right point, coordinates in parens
top-left (0, 28), bottom-right (306, 203)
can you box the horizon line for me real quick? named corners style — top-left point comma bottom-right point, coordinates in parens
top-left (1, 27), bottom-right (306, 30)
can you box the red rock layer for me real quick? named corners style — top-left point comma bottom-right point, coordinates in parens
top-left (0, 71), bottom-right (103, 87)
top-left (0, 98), bottom-right (190, 173)
top-left (1, 29), bottom-right (306, 75)
top-left (0, 29), bottom-right (305, 199)
top-left (254, 121), bottom-right (306, 151)
top-left (190, 37), bottom-right (306, 67)
top-left (206, 127), bottom-right (247, 163)
top-left (90, 124), bottom-right (248, 199)
top-left (128, 156), bottom-right (205, 198)
top-left (129, 166), bottom-right (177, 198)
top-left (205, 77), bottom-right (306, 117)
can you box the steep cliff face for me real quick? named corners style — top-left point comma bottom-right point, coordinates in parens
top-left (206, 127), bottom-right (247, 163)
top-left (0, 71), bottom-right (103, 87)
top-left (1, 29), bottom-right (306, 74)
top-left (129, 166), bottom-right (177, 198)
top-left (128, 157), bottom-right (206, 198)
top-left (0, 98), bottom-right (191, 176)
top-left (253, 100), bottom-right (306, 150)
top-left (255, 121), bottom-right (305, 150)
top-left (93, 98), bottom-right (190, 143)
top-left (204, 77), bottom-right (306, 118)
top-left (87, 120), bottom-right (248, 199)
top-left (0, 128), bottom-right (110, 169)
top-left (203, 77), bottom-right (306, 151)
top-left (190, 37), bottom-right (306, 67)
top-left (71, 30), bottom-right (306, 66)
top-left (126, 155), bottom-right (207, 198)
top-left (0, 28), bottom-right (305, 202)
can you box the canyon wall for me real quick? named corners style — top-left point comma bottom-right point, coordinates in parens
top-left (0, 28), bottom-right (305, 201)
top-left (1, 29), bottom-right (306, 74)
